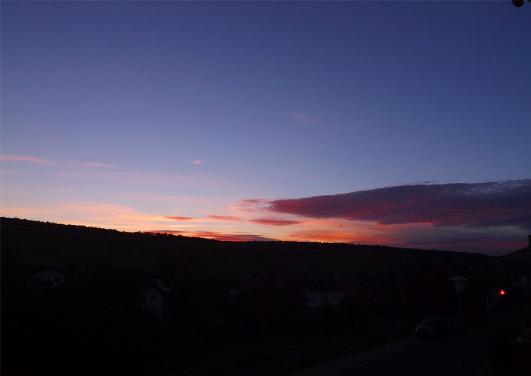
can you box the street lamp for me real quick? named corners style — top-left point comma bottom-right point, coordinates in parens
top-left (450, 276), bottom-right (468, 330)
top-left (450, 276), bottom-right (468, 374)
top-left (451, 276), bottom-right (467, 294)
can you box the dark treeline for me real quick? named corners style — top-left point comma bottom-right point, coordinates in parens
top-left (1, 217), bottom-right (528, 375)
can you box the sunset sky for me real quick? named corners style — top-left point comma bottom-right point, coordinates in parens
top-left (1, 1), bottom-right (530, 254)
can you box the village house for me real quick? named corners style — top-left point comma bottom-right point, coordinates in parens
top-left (27, 267), bottom-right (66, 288)
top-left (136, 278), bottom-right (173, 319)
top-left (305, 289), bottom-right (345, 309)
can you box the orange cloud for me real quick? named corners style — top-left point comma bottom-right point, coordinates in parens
top-left (150, 229), bottom-right (272, 242)
top-left (284, 230), bottom-right (361, 243)
top-left (0, 202), bottom-right (171, 232)
top-left (193, 231), bottom-right (272, 242)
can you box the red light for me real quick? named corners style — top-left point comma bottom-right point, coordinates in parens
top-left (499, 289), bottom-right (507, 296)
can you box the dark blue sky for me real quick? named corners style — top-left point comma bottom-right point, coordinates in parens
top-left (1, 1), bottom-right (530, 252)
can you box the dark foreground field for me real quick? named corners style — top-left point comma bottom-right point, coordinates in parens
top-left (2, 218), bottom-right (530, 375)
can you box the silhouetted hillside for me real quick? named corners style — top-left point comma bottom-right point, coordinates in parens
top-left (1, 216), bottom-right (489, 271)
top-left (2, 216), bottom-right (496, 293)
top-left (504, 236), bottom-right (531, 261)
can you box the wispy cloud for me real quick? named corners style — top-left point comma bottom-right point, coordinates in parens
top-left (285, 230), bottom-right (367, 243)
top-left (165, 216), bottom-right (195, 221)
top-left (81, 161), bottom-right (115, 168)
top-left (151, 229), bottom-right (272, 242)
top-left (0, 202), bottom-right (172, 232)
top-left (291, 112), bottom-right (317, 125)
top-left (190, 231), bottom-right (273, 242)
top-left (235, 198), bottom-right (271, 212)
top-left (0, 154), bottom-right (116, 169)
top-left (208, 214), bottom-right (241, 221)
top-left (0, 154), bottom-right (55, 166)
top-left (193, 160), bottom-right (204, 166)
top-left (250, 218), bottom-right (301, 226)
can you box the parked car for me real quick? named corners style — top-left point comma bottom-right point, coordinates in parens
top-left (415, 317), bottom-right (445, 338)
top-left (440, 316), bottom-right (466, 333)
top-left (415, 316), bottom-right (465, 338)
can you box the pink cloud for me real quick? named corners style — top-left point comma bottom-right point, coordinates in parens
top-left (291, 112), bottom-right (316, 125)
top-left (250, 218), bottom-right (301, 226)
top-left (193, 160), bottom-right (204, 165)
top-left (165, 216), bottom-right (195, 221)
top-left (246, 180), bottom-right (531, 230)
top-left (0, 154), bottom-right (54, 166)
top-left (208, 215), bottom-right (241, 221)
top-left (235, 198), bottom-right (271, 212)
top-left (235, 180), bottom-right (531, 253)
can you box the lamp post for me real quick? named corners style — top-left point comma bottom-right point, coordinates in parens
top-left (450, 276), bottom-right (468, 330)
top-left (451, 276), bottom-right (468, 374)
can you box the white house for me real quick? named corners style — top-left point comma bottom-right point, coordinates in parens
top-left (137, 279), bottom-right (173, 318)
top-left (305, 289), bottom-right (345, 309)
top-left (28, 268), bottom-right (65, 288)
top-left (512, 275), bottom-right (529, 291)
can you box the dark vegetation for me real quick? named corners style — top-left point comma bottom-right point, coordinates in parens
top-left (1, 217), bottom-right (529, 375)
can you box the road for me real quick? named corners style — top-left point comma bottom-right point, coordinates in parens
top-left (293, 307), bottom-right (522, 376)
top-left (341, 330), bottom-right (489, 376)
